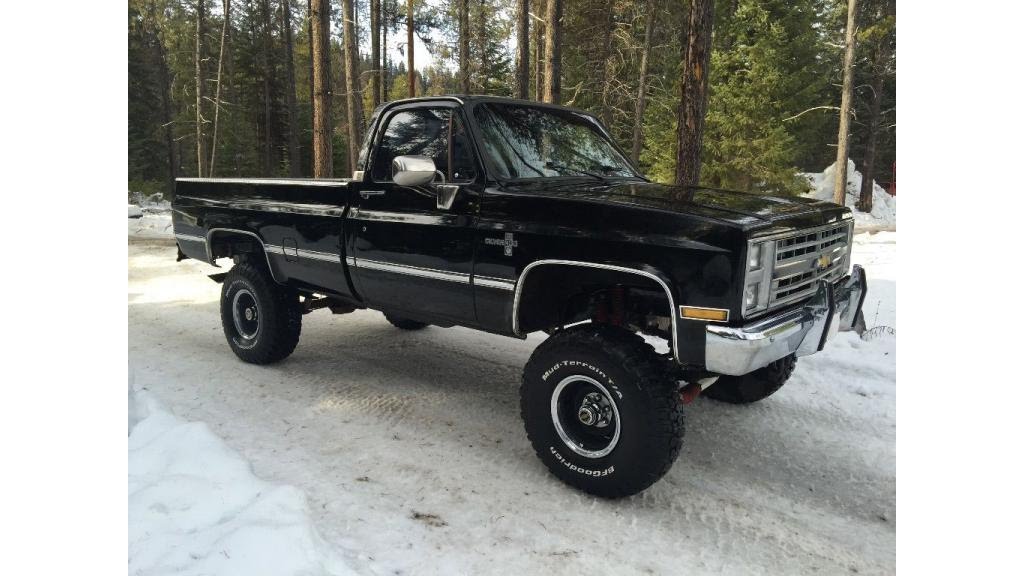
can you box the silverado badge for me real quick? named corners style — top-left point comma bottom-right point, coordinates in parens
top-left (485, 232), bottom-right (519, 257)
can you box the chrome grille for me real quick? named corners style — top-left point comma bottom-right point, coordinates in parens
top-left (743, 220), bottom-right (853, 318)
top-left (768, 222), bottom-right (852, 308)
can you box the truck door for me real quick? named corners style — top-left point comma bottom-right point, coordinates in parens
top-left (348, 102), bottom-right (481, 325)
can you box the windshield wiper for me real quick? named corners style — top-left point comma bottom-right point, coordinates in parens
top-left (544, 162), bottom-right (608, 181)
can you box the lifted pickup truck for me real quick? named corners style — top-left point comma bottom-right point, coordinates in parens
top-left (173, 95), bottom-right (866, 498)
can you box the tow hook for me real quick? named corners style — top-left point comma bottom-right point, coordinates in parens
top-left (679, 377), bottom-right (720, 405)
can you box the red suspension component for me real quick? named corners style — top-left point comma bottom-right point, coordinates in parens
top-left (679, 383), bottom-right (702, 405)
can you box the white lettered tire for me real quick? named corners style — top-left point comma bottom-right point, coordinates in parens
top-left (520, 324), bottom-right (684, 498)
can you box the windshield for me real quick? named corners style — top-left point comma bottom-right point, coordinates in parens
top-left (473, 103), bottom-right (641, 181)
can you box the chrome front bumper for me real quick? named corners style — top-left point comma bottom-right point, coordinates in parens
top-left (705, 265), bottom-right (867, 376)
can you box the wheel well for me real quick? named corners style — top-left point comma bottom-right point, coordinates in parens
top-left (207, 229), bottom-right (281, 282)
top-left (514, 263), bottom-right (675, 342)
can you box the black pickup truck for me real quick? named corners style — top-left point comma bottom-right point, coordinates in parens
top-left (173, 95), bottom-right (866, 498)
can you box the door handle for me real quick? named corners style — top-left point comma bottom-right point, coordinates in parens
top-left (360, 189), bottom-right (385, 199)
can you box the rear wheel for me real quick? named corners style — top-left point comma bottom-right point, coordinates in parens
top-left (521, 324), bottom-right (684, 498)
top-left (220, 261), bottom-right (302, 364)
top-left (384, 314), bottom-right (429, 330)
top-left (703, 354), bottom-right (797, 404)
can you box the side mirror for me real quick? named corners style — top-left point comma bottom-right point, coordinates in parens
top-left (392, 155), bottom-right (437, 187)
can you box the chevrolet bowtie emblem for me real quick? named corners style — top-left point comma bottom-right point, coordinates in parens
top-left (817, 254), bottom-right (832, 269)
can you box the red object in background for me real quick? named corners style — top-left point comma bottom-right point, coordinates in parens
top-left (887, 162), bottom-right (896, 196)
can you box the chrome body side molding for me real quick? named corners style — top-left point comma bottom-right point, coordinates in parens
top-left (473, 275), bottom-right (516, 291)
top-left (356, 258), bottom-right (472, 284)
top-left (176, 177), bottom-right (350, 187)
top-left (511, 259), bottom-right (680, 361)
top-left (174, 233), bottom-right (206, 245)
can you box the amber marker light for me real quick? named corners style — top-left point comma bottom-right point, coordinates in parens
top-left (679, 306), bottom-right (730, 322)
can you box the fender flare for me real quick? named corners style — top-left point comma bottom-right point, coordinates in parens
top-left (206, 228), bottom-right (283, 283)
top-left (511, 259), bottom-right (680, 361)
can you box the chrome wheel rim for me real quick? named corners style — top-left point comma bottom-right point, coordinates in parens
top-left (550, 375), bottom-right (621, 459)
top-left (231, 288), bottom-right (260, 340)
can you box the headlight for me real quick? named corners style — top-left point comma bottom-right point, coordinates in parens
top-left (744, 283), bottom-right (759, 310)
top-left (747, 243), bottom-right (762, 270)
top-left (743, 239), bottom-right (773, 317)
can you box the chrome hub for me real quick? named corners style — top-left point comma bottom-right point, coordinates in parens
top-left (551, 376), bottom-right (621, 459)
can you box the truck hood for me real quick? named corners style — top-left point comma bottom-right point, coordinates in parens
top-left (501, 180), bottom-right (846, 229)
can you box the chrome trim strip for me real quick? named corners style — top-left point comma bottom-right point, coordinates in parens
top-left (295, 248), bottom-right (339, 263)
top-left (263, 244), bottom-right (286, 255)
top-left (174, 233), bottom-right (206, 244)
top-left (348, 208), bottom-right (460, 226)
top-left (512, 260), bottom-right (680, 362)
top-left (474, 275), bottom-right (516, 290)
top-left (176, 177), bottom-right (349, 187)
top-left (356, 258), bottom-right (472, 284)
top-left (344, 256), bottom-right (356, 266)
top-left (205, 228), bottom-right (282, 283)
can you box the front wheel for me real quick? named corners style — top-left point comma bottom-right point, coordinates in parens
top-left (220, 261), bottom-right (302, 364)
top-left (521, 324), bottom-right (684, 498)
top-left (702, 354), bottom-right (797, 404)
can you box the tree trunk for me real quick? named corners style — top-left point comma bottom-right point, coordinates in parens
top-left (195, 0), bottom-right (207, 177)
top-left (542, 0), bottom-right (562, 104)
top-left (259, 0), bottom-right (275, 176)
top-left (514, 0), bottom-right (529, 99)
top-left (674, 0), bottom-right (713, 186)
top-left (597, 2), bottom-right (615, 126)
top-left (382, 0), bottom-right (390, 101)
top-left (342, 0), bottom-right (364, 172)
top-left (631, 6), bottom-right (653, 165)
top-left (209, 0), bottom-right (231, 176)
top-left (858, 0), bottom-right (893, 213)
top-left (310, 0), bottom-right (333, 177)
top-left (459, 0), bottom-right (470, 93)
top-left (834, 0), bottom-right (858, 206)
top-left (149, 3), bottom-right (177, 190)
top-left (407, 0), bottom-right (415, 96)
top-left (280, 0), bottom-right (301, 176)
top-left (371, 0), bottom-right (381, 108)
top-left (476, 0), bottom-right (488, 92)
top-left (534, 17), bottom-right (543, 100)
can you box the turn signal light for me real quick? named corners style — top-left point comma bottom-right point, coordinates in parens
top-left (679, 306), bottom-right (730, 322)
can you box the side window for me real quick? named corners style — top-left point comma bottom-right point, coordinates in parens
top-left (449, 114), bottom-right (477, 183)
top-left (370, 107), bottom-right (478, 183)
top-left (371, 108), bottom-right (451, 182)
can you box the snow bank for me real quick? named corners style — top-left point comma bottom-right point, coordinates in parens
top-left (802, 160), bottom-right (896, 231)
top-left (128, 386), bottom-right (357, 576)
top-left (128, 193), bottom-right (173, 240)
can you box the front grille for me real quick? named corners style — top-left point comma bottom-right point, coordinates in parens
top-left (767, 221), bottom-right (852, 308)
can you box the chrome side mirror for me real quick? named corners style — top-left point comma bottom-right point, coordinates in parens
top-left (392, 155), bottom-right (436, 187)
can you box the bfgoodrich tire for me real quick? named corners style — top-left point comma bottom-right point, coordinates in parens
top-left (703, 354), bottom-right (797, 404)
top-left (220, 261), bottom-right (302, 364)
top-left (521, 324), bottom-right (684, 498)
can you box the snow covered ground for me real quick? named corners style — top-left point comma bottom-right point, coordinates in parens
top-left (802, 161), bottom-right (897, 231)
top-left (129, 386), bottom-right (358, 575)
top-left (128, 232), bottom-right (896, 575)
